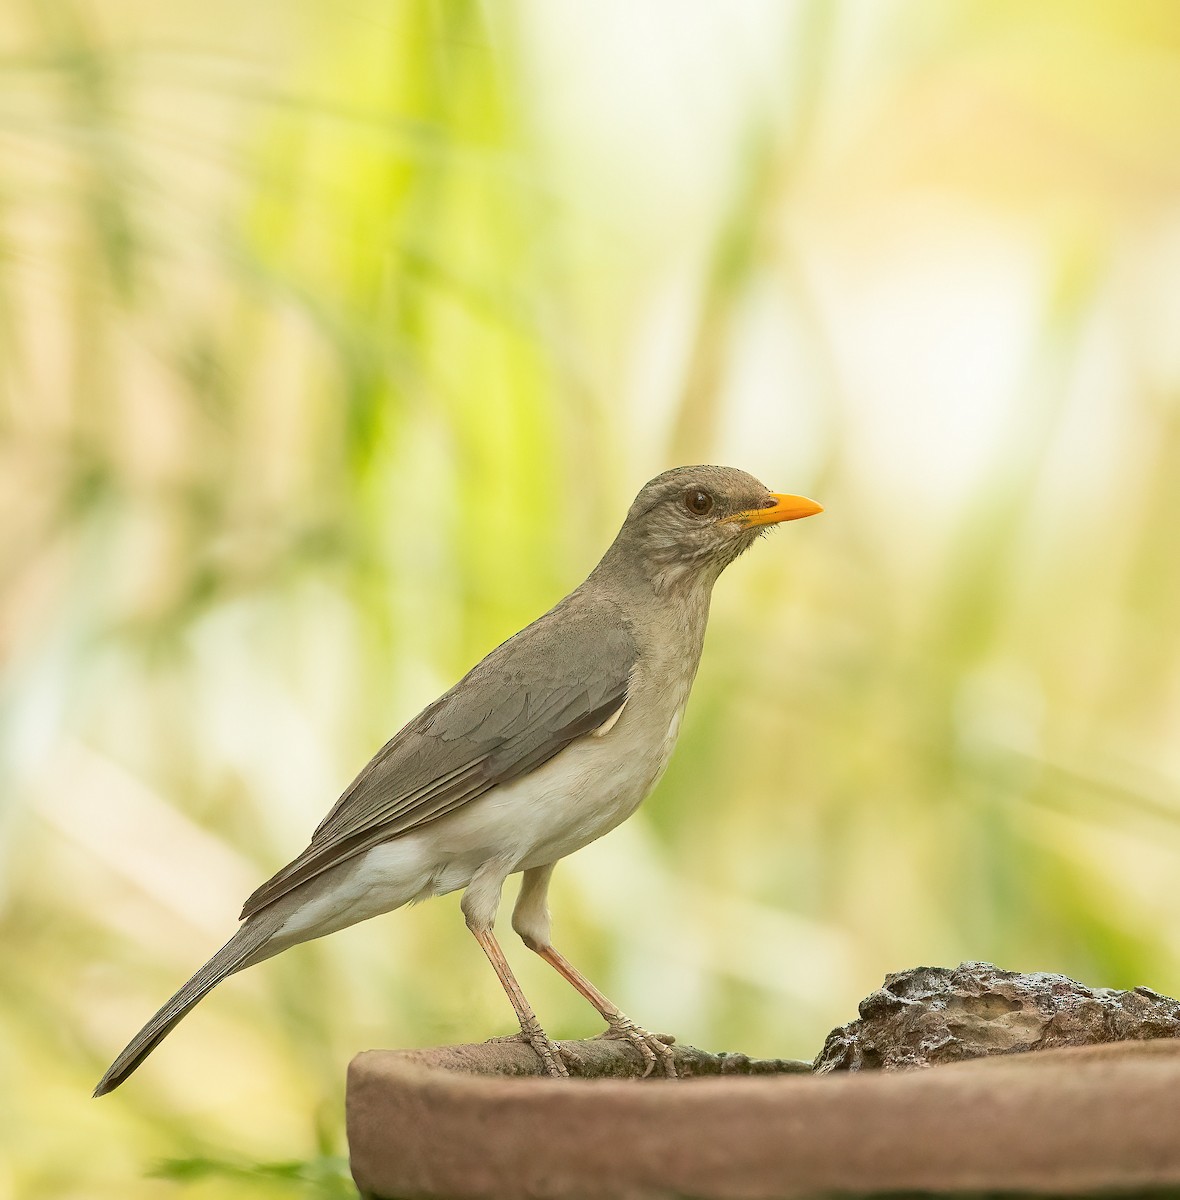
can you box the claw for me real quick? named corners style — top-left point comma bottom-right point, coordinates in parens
top-left (598, 1017), bottom-right (679, 1079)
top-left (487, 1023), bottom-right (570, 1077)
top-left (558, 1042), bottom-right (585, 1073)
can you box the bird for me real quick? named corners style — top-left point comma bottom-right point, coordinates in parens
top-left (94, 465), bottom-right (822, 1094)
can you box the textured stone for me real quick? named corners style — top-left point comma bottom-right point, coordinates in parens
top-left (814, 960), bottom-right (1180, 1072)
top-left (370, 1036), bottom-right (811, 1079)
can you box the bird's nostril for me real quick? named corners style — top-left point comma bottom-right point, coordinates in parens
top-left (761, 497), bottom-right (777, 509)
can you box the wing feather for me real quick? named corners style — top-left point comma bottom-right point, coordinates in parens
top-left (239, 593), bottom-right (635, 920)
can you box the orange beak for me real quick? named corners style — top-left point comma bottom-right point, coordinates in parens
top-left (723, 493), bottom-right (824, 528)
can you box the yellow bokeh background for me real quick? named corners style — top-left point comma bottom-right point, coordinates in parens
top-left (3, 2), bottom-right (1180, 1195)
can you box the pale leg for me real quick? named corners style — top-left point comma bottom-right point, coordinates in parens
top-left (512, 864), bottom-right (678, 1079)
top-left (463, 859), bottom-right (569, 1078)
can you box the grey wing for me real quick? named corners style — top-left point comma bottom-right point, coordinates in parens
top-left (239, 597), bottom-right (636, 920)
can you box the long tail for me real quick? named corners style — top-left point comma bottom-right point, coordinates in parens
top-left (93, 910), bottom-right (285, 1097)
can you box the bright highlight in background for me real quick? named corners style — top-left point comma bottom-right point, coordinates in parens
top-left (2, 2), bottom-right (1180, 1196)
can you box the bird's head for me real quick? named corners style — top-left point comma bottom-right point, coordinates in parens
top-left (597, 465), bottom-right (823, 593)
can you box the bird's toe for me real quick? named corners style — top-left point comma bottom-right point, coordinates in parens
top-left (488, 1023), bottom-right (570, 1077)
top-left (532, 1033), bottom-right (571, 1078)
top-left (598, 1017), bottom-right (679, 1079)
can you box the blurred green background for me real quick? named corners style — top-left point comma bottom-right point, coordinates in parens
top-left (3, 0), bottom-right (1180, 1195)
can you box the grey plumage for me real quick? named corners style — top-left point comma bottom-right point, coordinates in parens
top-left (94, 906), bottom-right (288, 1096)
top-left (241, 595), bottom-right (636, 918)
top-left (94, 465), bottom-right (821, 1093)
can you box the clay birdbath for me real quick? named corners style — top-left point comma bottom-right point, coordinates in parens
top-left (347, 963), bottom-right (1180, 1200)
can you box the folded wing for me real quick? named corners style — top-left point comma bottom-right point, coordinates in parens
top-left (239, 594), bottom-right (636, 920)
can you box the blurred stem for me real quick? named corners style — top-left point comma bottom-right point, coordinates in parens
top-left (669, 0), bottom-right (837, 463)
top-left (1107, 389), bottom-right (1180, 724)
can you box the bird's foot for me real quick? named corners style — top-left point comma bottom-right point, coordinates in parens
top-left (486, 1021), bottom-right (571, 1078)
top-left (596, 1016), bottom-right (678, 1079)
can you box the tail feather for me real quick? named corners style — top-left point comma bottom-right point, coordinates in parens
top-left (93, 911), bottom-right (284, 1097)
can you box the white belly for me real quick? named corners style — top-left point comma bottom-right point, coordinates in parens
top-left (268, 696), bottom-right (688, 949)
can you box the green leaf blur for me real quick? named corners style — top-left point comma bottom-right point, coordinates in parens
top-left (3, 1), bottom-right (1180, 1196)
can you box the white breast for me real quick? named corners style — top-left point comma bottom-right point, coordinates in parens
top-left (271, 609), bottom-right (708, 950)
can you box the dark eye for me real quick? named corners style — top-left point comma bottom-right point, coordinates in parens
top-left (683, 489), bottom-right (714, 516)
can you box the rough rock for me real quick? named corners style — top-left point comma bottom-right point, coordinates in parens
top-left (814, 960), bottom-right (1180, 1072)
top-left (375, 1037), bottom-right (811, 1079)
